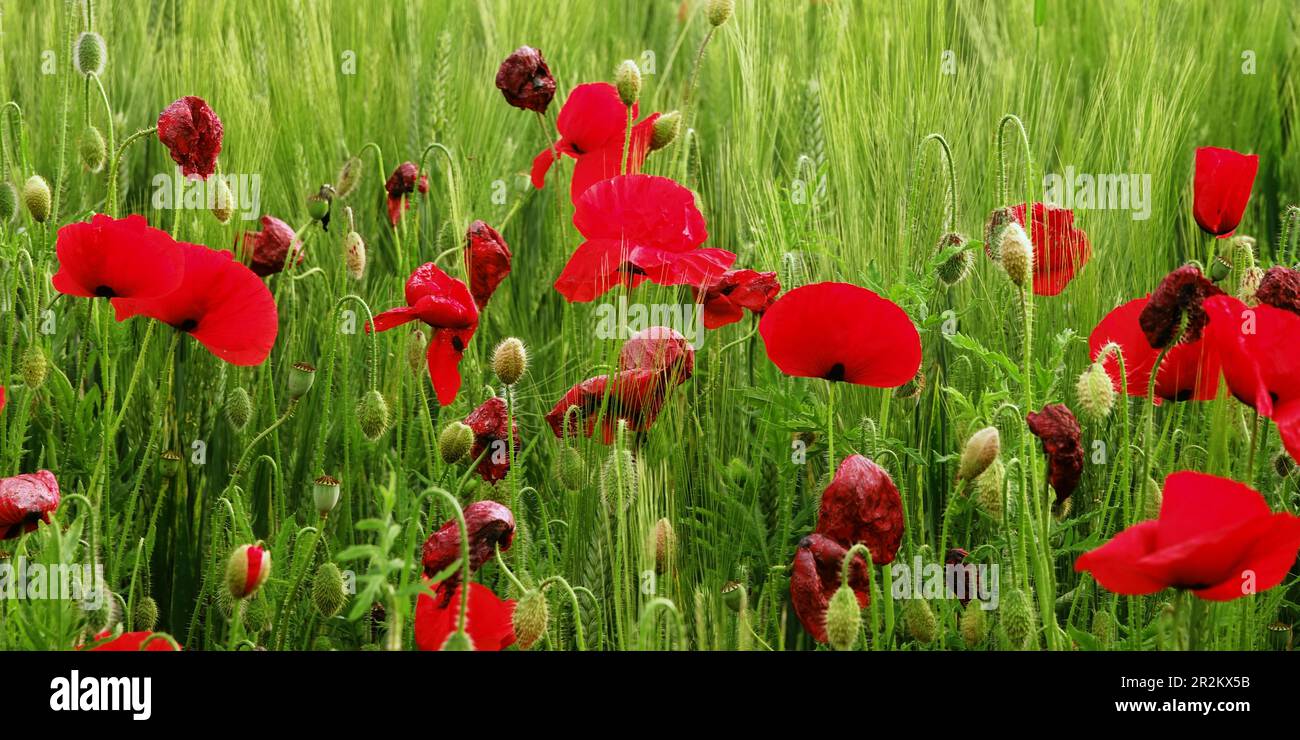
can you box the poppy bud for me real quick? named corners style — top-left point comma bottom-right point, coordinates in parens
top-left (441, 631), bottom-right (475, 651)
top-left (1075, 361), bottom-right (1115, 421)
top-left (211, 176), bottom-right (234, 223)
top-left (226, 543), bottom-right (272, 600)
top-left (555, 446), bottom-right (585, 490)
top-left (600, 448), bottom-right (639, 511)
top-left (344, 231), bottom-right (366, 280)
top-left (1209, 254), bottom-right (1232, 282)
top-left (495, 46), bottom-right (557, 114)
top-left (335, 156), bottom-right (363, 200)
top-left (513, 589), bottom-right (549, 650)
top-left (825, 584), bottom-right (862, 651)
top-left (20, 344), bottom-right (47, 390)
top-left (1238, 265), bottom-right (1264, 306)
top-left (956, 426), bottom-right (999, 482)
top-left (438, 421), bottom-right (474, 464)
top-left (903, 598), bottom-right (938, 644)
top-left (1141, 476), bottom-right (1162, 520)
top-left (79, 125), bottom-right (106, 173)
top-left (1002, 588), bottom-right (1036, 649)
top-left (999, 222), bottom-right (1032, 287)
top-left (224, 386), bottom-right (253, 431)
top-left (132, 595), bottom-right (159, 632)
top-left (650, 110), bottom-right (682, 151)
top-left (398, 331), bottom-right (425, 379)
top-left (244, 595), bottom-right (273, 633)
top-left (159, 449), bottom-right (182, 478)
top-left (89, 585), bottom-right (121, 634)
top-left (650, 517), bottom-right (676, 573)
top-left (973, 457), bottom-right (1005, 523)
top-left (23, 175), bottom-right (51, 223)
top-left (615, 60), bottom-right (641, 106)
top-left (935, 232), bottom-right (972, 287)
top-left (356, 389), bottom-right (390, 441)
top-left (707, 0), bottom-right (734, 26)
top-left (1091, 610), bottom-right (1116, 648)
top-left (288, 361), bottom-right (316, 400)
top-left (0, 181), bottom-right (16, 222)
top-left (960, 603), bottom-right (988, 647)
top-left (492, 337), bottom-right (528, 386)
top-left (313, 475), bottom-right (341, 517)
top-left (1273, 451), bottom-right (1295, 479)
top-left (312, 562), bottom-right (347, 618)
top-left (74, 31), bottom-right (106, 77)
top-left (982, 205), bottom-right (1016, 261)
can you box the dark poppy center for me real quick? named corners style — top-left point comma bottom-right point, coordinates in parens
top-left (618, 262), bottom-right (647, 277)
top-left (824, 363), bottom-right (846, 382)
top-left (451, 336), bottom-right (465, 352)
top-left (94, 285), bottom-right (116, 298)
top-left (22, 511), bottom-right (43, 525)
top-left (177, 318), bottom-right (199, 333)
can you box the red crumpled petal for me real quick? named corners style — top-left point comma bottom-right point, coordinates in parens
top-left (421, 500), bottom-right (516, 596)
top-left (789, 533), bottom-right (870, 643)
top-left (415, 582), bottom-right (517, 651)
top-left (814, 454), bottom-right (905, 566)
top-left (465, 397), bottom-right (520, 483)
top-left (0, 470), bottom-right (60, 540)
top-left (157, 96), bottom-right (223, 179)
top-left (1026, 404), bottom-right (1084, 503)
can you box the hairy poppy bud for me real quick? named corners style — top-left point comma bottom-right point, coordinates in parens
top-left (973, 457), bottom-right (1005, 523)
top-left (335, 156), bottom-right (363, 200)
top-left (1209, 254), bottom-right (1232, 282)
top-left (1141, 476), bottom-right (1162, 520)
top-left (438, 421), bottom-right (474, 464)
top-left (224, 386), bottom-right (253, 431)
top-left (441, 631), bottom-right (475, 651)
top-left (75, 31), bottom-right (106, 77)
top-left (513, 589), bottom-right (549, 650)
top-left (20, 345), bottom-right (47, 390)
top-left (650, 110), bottom-right (682, 151)
top-left (555, 446), bottom-right (585, 490)
top-left (650, 517), bottom-right (676, 573)
top-left (1091, 610), bottom-right (1116, 648)
top-left (707, 0), bottom-right (734, 26)
top-left (211, 176), bottom-right (234, 223)
top-left (600, 448), bottom-right (639, 511)
top-left (356, 389), bottom-right (390, 441)
top-left (23, 175), bottom-right (51, 223)
top-left (288, 362), bottom-right (316, 400)
top-left (226, 543), bottom-right (272, 600)
top-left (825, 584), bottom-right (862, 651)
top-left (133, 595), bottom-right (159, 632)
top-left (956, 426), bottom-right (1000, 482)
top-left (159, 449), bottom-right (182, 478)
top-left (935, 232), bottom-right (972, 287)
top-left (1002, 588), bottom-right (1036, 649)
top-left (344, 231), bottom-right (366, 280)
top-left (492, 337), bottom-right (528, 386)
top-left (1075, 361), bottom-right (1115, 421)
top-left (1274, 452), bottom-right (1295, 479)
top-left (999, 222), bottom-right (1032, 287)
top-left (960, 603), bottom-right (988, 646)
top-left (313, 475), bottom-right (341, 517)
top-left (79, 125), bottom-right (106, 173)
top-left (312, 562), bottom-right (347, 618)
top-left (615, 60), bottom-right (641, 106)
top-left (903, 598), bottom-right (938, 644)
top-left (495, 46), bottom-right (557, 114)
top-left (0, 181), bottom-right (16, 222)
top-left (983, 206), bottom-right (1016, 261)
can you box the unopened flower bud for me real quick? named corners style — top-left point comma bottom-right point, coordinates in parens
top-left (407, 329), bottom-right (428, 376)
top-left (492, 337), bottom-right (528, 386)
top-left (288, 362), bottom-right (316, 400)
top-left (999, 222), bottom-right (1032, 287)
top-left (344, 231), bottom-right (366, 280)
top-left (335, 156), bottom-right (363, 200)
top-left (513, 589), bottom-right (550, 650)
top-left (903, 597), bottom-right (938, 644)
top-left (226, 543), bottom-right (272, 600)
top-left (438, 421), bottom-right (474, 464)
top-left (1142, 476), bottom-right (1162, 520)
top-left (650, 111), bottom-right (682, 151)
top-left (973, 457), bottom-right (1005, 523)
top-left (356, 389), bottom-right (390, 441)
top-left (0, 182), bottom-right (16, 223)
top-left (20, 345), bottom-right (47, 389)
top-left (650, 517), bottom-right (676, 573)
top-left (224, 386), bottom-right (253, 431)
top-left (615, 60), bottom-right (641, 106)
top-left (825, 584), bottom-right (862, 651)
top-left (75, 31), bottom-right (106, 77)
top-left (1091, 610), bottom-right (1117, 647)
top-left (935, 232), bottom-right (973, 286)
top-left (960, 603), bottom-right (988, 646)
top-left (707, 0), bottom-right (735, 26)
top-left (79, 125), bottom-right (106, 173)
top-left (313, 475), bottom-right (341, 517)
top-left (1002, 588), bottom-right (1036, 649)
top-left (211, 176), bottom-right (234, 223)
top-left (133, 595), bottom-right (159, 632)
top-left (555, 446), bottom-right (585, 490)
top-left (312, 562), bottom-right (347, 617)
top-left (23, 175), bottom-right (51, 223)
top-left (957, 426), bottom-right (1000, 482)
top-left (1075, 361), bottom-right (1116, 421)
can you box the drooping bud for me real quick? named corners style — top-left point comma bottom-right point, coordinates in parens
top-left (555, 446), bottom-right (585, 490)
top-left (722, 580), bottom-right (746, 612)
top-left (935, 232), bottom-right (973, 287)
top-left (825, 584), bottom-right (862, 651)
top-left (600, 448), bottom-right (639, 511)
top-left (614, 60), bottom-right (641, 106)
top-left (999, 222), bottom-right (1032, 287)
top-left (650, 517), bottom-right (676, 573)
top-left (960, 604), bottom-right (988, 647)
top-left (513, 589), bottom-right (549, 650)
top-left (650, 110), bottom-right (682, 151)
top-left (335, 156), bottom-right (363, 200)
top-left (313, 475), bottom-right (341, 517)
top-left (224, 386), bottom-right (253, 431)
top-left (1141, 476), bottom-right (1162, 520)
top-left (707, 0), bottom-right (735, 26)
top-left (903, 598), bottom-right (938, 644)
top-left (226, 543), bottom-right (272, 600)
top-left (356, 389), bottom-right (390, 441)
top-left (288, 362), bottom-right (316, 400)
top-left (492, 337), bottom-right (528, 386)
top-left (956, 426), bottom-right (1000, 482)
top-left (1075, 361), bottom-right (1116, 421)
top-left (344, 231), bottom-right (366, 280)
top-left (20, 345), bottom-right (47, 390)
top-left (23, 175), bottom-right (51, 223)
top-left (211, 176), bottom-right (234, 223)
top-left (1274, 452), bottom-right (1295, 479)
top-left (438, 421), bottom-right (474, 464)
top-left (133, 595), bottom-right (159, 632)
top-left (1002, 588), bottom-right (1037, 649)
top-left (74, 31), bottom-right (106, 77)
top-left (0, 181), bottom-right (16, 222)
top-left (79, 125), bottom-right (106, 173)
top-left (982, 205), bottom-right (1016, 261)
top-left (312, 562), bottom-right (347, 617)
top-left (406, 329), bottom-right (428, 377)
top-left (972, 457), bottom-right (1005, 523)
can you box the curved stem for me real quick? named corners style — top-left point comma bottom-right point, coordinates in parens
top-left (229, 398), bottom-right (299, 483)
top-left (90, 74), bottom-right (116, 183)
top-left (107, 127), bottom-right (156, 217)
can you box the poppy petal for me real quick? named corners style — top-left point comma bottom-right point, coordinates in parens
top-left (52, 214), bottom-right (184, 300)
top-left (1193, 146), bottom-right (1258, 238)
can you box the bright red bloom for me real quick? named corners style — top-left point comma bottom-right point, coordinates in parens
top-left (368, 263), bottom-right (478, 405)
top-left (554, 174), bottom-right (734, 302)
top-left (112, 242), bottom-right (279, 366)
top-left (531, 82), bottom-right (660, 202)
top-left (692, 269), bottom-right (780, 329)
top-left (157, 96), bottom-right (223, 179)
top-left (85, 631), bottom-right (180, 651)
top-left (1007, 202), bottom-right (1091, 296)
top-left (815, 454), bottom-right (905, 566)
top-left (239, 216), bottom-right (300, 277)
top-left (1088, 296), bottom-right (1221, 402)
top-left (759, 282), bottom-right (921, 387)
top-left (1076, 471), bottom-right (1300, 601)
top-left (415, 582), bottom-right (517, 651)
top-left (789, 533), bottom-right (871, 644)
top-left (618, 326), bottom-right (694, 380)
top-left (385, 162), bottom-right (429, 226)
top-left (464, 220), bottom-right (511, 308)
top-left (421, 500), bottom-right (516, 599)
top-left (1026, 404), bottom-right (1084, 503)
top-left (465, 397), bottom-right (520, 483)
top-left (0, 470), bottom-right (60, 540)
top-left (495, 46), bottom-right (556, 113)
top-left (52, 214), bottom-right (184, 300)
top-left (1193, 146), bottom-right (1258, 238)
top-left (544, 368), bottom-right (671, 443)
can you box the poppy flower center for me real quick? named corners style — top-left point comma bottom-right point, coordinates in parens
top-left (618, 262), bottom-right (647, 277)
top-left (824, 363), bottom-right (847, 382)
top-left (177, 318), bottom-right (199, 333)
top-left (94, 285), bottom-right (116, 298)
top-left (451, 336), bottom-right (465, 352)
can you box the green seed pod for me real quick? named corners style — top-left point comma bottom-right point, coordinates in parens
top-left (825, 584), bottom-right (862, 651)
top-left (614, 59), bottom-right (641, 106)
top-left (721, 580), bottom-right (746, 612)
top-left (555, 446), bottom-right (585, 490)
top-left (312, 562), bottom-right (348, 618)
top-left (1075, 361), bottom-right (1116, 422)
top-left (957, 426), bottom-right (1000, 482)
top-left (356, 389), bottom-right (390, 441)
top-left (973, 458), bottom-right (1005, 523)
top-left (707, 0), bottom-right (734, 26)
top-left (75, 31), bottom-right (106, 77)
top-left (1208, 254), bottom-right (1232, 283)
top-left (20, 344), bottom-right (48, 390)
top-left (650, 110), bottom-right (682, 151)
top-left (492, 337), bottom-right (528, 386)
top-left (1002, 588), bottom-right (1037, 649)
top-left (23, 175), bottom-right (51, 223)
top-left (224, 386), bottom-right (253, 431)
top-left (307, 193), bottom-right (330, 222)
top-left (903, 598), bottom-right (938, 645)
top-left (288, 362), bottom-right (316, 399)
top-left (960, 604), bottom-right (988, 647)
top-left (79, 125), bottom-right (106, 173)
top-left (999, 222), bottom-right (1032, 288)
top-left (132, 596), bottom-right (159, 632)
top-left (1091, 610), bottom-right (1117, 648)
top-left (438, 421), bottom-right (473, 465)
top-left (313, 475), bottom-right (341, 517)
top-left (441, 631), bottom-right (475, 651)
top-left (335, 156), bottom-right (363, 200)
top-left (0, 181), bottom-right (17, 223)
top-left (513, 589), bottom-right (549, 650)
top-left (159, 449), bottom-right (182, 479)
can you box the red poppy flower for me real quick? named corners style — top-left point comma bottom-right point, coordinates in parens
top-left (544, 368), bottom-right (671, 443)
top-left (1254, 266), bottom-right (1300, 315)
top-left (157, 96), bottom-right (223, 179)
top-left (0, 385), bottom-right (5, 413)
top-left (789, 533), bottom-right (871, 644)
top-left (368, 263), bottom-right (478, 405)
top-left (52, 214), bottom-right (185, 300)
top-left (112, 242), bottom-right (278, 366)
top-left (0, 470), bottom-right (60, 540)
top-left (531, 82), bottom-right (660, 202)
top-left (85, 631), bottom-right (180, 651)
top-left (1076, 471), bottom-right (1300, 601)
top-left (415, 581), bottom-right (517, 651)
top-left (464, 397), bottom-right (520, 483)
top-left (465, 220), bottom-right (511, 308)
top-left (815, 454), bottom-right (904, 565)
top-left (618, 326), bottom-right (695, 380)
top-left (1139, 265), bottom-right (1223, 348)
top-left (1193, 146), bottom-right (1258, 238)
top-left (421, 500), bottom-right (516, 600)
top-left (1026, 404), bottom-right (1084, 503)
top-left (554, 174), bottom-right (735, 302)
top-left (385, 162), bottom-right (429, 226)
top-left (495, 46), bottom-right (556, 113)
top-left (239, 215), bottom-right (301, 277)
top-left (1006, 202), bottom-right (1091, 296)
top-left (1088, 296), bottom-right (1221, 402)
top-left (759, 282), bottom-right (921, 387)
top-left (692, 269), bottom-right (780, 329)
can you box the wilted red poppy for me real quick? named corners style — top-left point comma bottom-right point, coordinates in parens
top-left (618, 326), bottom-right (695, 380)
top-left (85, 631), bottom-right (180, 651)
top-left (1076, 471), bottom-right (1300, 601)
top-left (52, 214), bottom-right (184, 300)
top-left (239, 215), bottom-right (300, 277)
top-left (421, 500), bottom-right (516, 600)
top-left (692, 269), bottom-right (780, 329)
top-left (369, 263), bottom-right (478, 405)
top-left (415, 581), bottom-right (517, 651)
top-left (1026, 404), bottom-right (1084, 503)
top-left (789, 533), bottom-right (870, 644)
top-left (0, 470), bottom-right (60, 540)
top-left (385, 162), bottom-right (429, 226)
top-left (531, 82), bottom-right (660, 202)
top-left (815, 454), bottom-right (904, 565)
top-left (157, 96), bottom-right (223, 179)
top-left (495, 46), bottom-right (556, 113)
top-left (1005, 202), bottom-right (1091, 296)
top-left (465, 220), bottom-right (511, 308)
top-left (1139, 265), bottom-right (1223, 348)
top-left (1254, 266), bottom-right (1300, 315)
top-left (1193, 146), bottom-right (1258, 238)
top-left (759, 282), bottom-right (921, 387)
top-left (544, 368), bottom-right (670, 443)
top-left (1088, 296), bottom-right (1221, 402)
top-left (464, 396), bottom-right (520, 483)
top-left (554, 174), bottom-right (734, 302)
top-left (112, 242), bottom-right (278, 366)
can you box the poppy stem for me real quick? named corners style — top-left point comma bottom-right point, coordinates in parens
top-left (90, 74), bottom-right (115, 189)
top-left (825, 379), bottom-right (836, 472)
top-left (106, 127), bottom-right (156, 217)
top-left (426, 487), bottom-right (472, 638)
top-left (0, 102), bottom-right (31, 177)
top-left (1280, 204), bottom-right (1300, 265)
top-left (420, 142), bottom-right (462, 269)
top-left (1139, 323), bottom-right (1184, 524)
